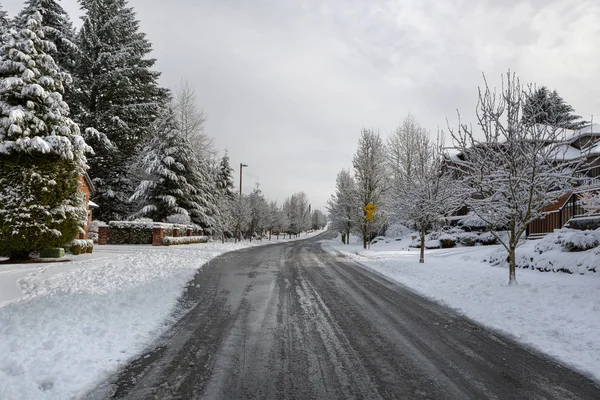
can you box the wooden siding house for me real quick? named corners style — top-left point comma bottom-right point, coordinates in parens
top-left (445, 123), bottom-right (600, 237)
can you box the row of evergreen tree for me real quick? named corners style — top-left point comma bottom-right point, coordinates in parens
top-left (0, 0), bottom-right (324, 259)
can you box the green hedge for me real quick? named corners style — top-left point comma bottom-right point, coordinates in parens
top-left (107, 221), bottom-right (203, 244)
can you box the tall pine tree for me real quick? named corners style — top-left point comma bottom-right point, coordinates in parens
top-left (130, 110), bottom-right (201, 222)
top-left (72, 0), bottom-right (169, 221)
top-left (216, 151), bottom-right (236, 200)
top-left (0, 4), bottom-right (9, 36)
top-left (522, 86), bottom-right (586, 130)
top-left (14, 0), bottom-right (77, 78)
top-left (0, 12), bottom-right (91, 260)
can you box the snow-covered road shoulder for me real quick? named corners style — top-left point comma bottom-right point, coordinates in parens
top-left (322, 235), bottom-right (600, 384)
top-left (0, 233), bottom-right (321, 400)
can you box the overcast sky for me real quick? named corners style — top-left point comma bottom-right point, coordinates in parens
top-left (4, 0), bottom-right (600, 211)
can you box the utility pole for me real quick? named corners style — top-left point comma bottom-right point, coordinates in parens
top-left (238, 163), bottom-right (248, 242)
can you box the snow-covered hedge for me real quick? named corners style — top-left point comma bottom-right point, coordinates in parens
top-left (163, 236), bottom-right (209, 246)
top-left (107, 221), bottom-right (203, 244)
top-left (456, 232), bottom-right (478, 246)
top-left (425, 239), bottom-right (441, 249)
top-left (488, 228), bottom-right (600, 274)
top-left (458, 212), bottom-right (488, 231)
top-left (67, 239), bottom-right (94, 255)
top-left (438, 233), bottom-right (457, 248)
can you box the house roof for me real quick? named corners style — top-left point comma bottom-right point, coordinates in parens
top-left (542, 192), bottom-right (573, 213)
top-left (83, 172), bottom-right (95, 195)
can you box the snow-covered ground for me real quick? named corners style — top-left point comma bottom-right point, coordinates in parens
top-left (323, 234), bottom-right (600, 383)
top-left (0, 232), bottom-right (321, 400)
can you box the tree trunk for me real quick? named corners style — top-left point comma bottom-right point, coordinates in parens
top-left (508, 242), bottom-right (517, 285)
top-left (419, 225), bottom-right (425, 263)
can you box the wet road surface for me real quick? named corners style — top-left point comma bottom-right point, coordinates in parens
top-left (88, 231), bottom-right (600, 399)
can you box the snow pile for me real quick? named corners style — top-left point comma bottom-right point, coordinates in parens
top-left (0, 242), bottom-right (257, 399)
top-left (324, 234), bottom-right (600, 382)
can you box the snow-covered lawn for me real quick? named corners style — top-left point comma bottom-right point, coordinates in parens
top-left (0, 232), bottom-right (321, 400)
top-left (323, 234), bottom-right (600, 383)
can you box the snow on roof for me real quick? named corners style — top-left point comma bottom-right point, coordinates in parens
top-left (553, 144), bottom-right (585, 161)
top-left (562, 123), bottom-right (600, 142)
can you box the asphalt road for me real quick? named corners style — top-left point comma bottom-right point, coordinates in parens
top-left (89, 231), bottom-right (600, 400)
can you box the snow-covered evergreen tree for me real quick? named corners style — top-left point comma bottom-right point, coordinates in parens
top-left (0, 12), bottom-right (91, 260)
top-left (522, 86), bottom-right (586, 130)
top-left (14, 0), bottom-right (77, 78)
top-left (72, 0), bottom-right (169, 221)
top-left (327, 169), bottom-right (360, 244)
top-left (130, 110), bottom-right (202, 223)
top-left (352, 128), bottom-right (387, 248)
top-left (216, 151), bottom-right (236, 201)
top-left (0, 4), bottom-right (9, 37)
top-left (130, 109), bottom-right (220, 231)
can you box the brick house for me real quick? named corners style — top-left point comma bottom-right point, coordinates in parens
top-left (78, 173), bottom-right (98, 239)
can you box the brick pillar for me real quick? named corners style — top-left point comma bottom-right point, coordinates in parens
top-left (186, 228), bottom-right (193, 237)
top-left (98, 226), bottom-right (109, 245)
top-left (173, 228), bottom-right (180, 237)
top-left (152, 227), bottom-right (164, 246)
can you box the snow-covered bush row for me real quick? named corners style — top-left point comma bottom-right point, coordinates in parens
top-left (108, 220), bottom-right (199, 230)
top-left (163, 236), bottom-right (209, 246)
top-left (107, 220), bottom-right (203, 245)
top-left (67, 239), bottom-right (93, 255)
top-left (456, 232), bottom-right (478, 246)
top-left (409, 228), bottom-right (498, 248)
top-left (487, 229), bottom-right (600, 274)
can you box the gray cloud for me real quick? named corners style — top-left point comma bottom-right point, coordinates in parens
top-left (3, 0), bottom-right (600, 211)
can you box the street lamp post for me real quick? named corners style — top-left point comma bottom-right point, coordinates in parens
top-left (238, 163), bottom-right (248, 242)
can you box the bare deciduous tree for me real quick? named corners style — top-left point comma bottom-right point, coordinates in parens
top-left (387, 115), bottom-right (462, 262)
top-left (172, 80), bottom-right (214, 159)
top-left (352, 128), bottom-right (387, 248)
top-left (449, 71), bottom-right (582, 284)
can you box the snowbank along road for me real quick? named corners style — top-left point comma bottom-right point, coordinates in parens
top-left (89, 231), bottom-right (600, 399)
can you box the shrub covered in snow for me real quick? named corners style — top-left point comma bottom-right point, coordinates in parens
top-left (67, 239), bottom-right (94, 255)
top-left (163, 236), bottom-right (208, 246)
top-left (562, 231), bottom-right (600, 252)
top-left (424, 240), bottom-right (441, 249)
top-left (455, 232), bottom-right (478, 247)
top-left (458, 212), bottom-right (488, 231)
top-left (478, 232), bottom-right (498, 246)
top-left (489, 228), bottom-right (600, 274)
top-left (438, 233), bottom-right (457, 248)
